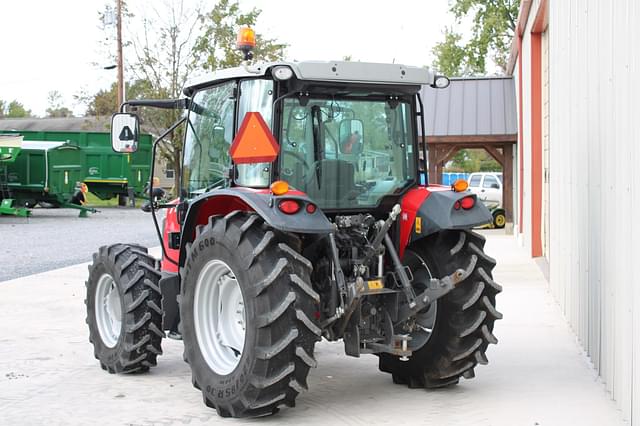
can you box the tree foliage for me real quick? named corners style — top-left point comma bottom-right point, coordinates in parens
top-left (446, 148), bottom-right (501, 173)
top-left (121, 0), bottom-right (286, 192)
top-left (0, 99), bottom-right (32, 118)
top-left (46, 91), bottom-right (73, 118)
top-left (78, 80), bottom-right (154, 117)
top-left (193, 0), bottom-right (286, 71)
top-left (432, 0), bottom-right (520, 76)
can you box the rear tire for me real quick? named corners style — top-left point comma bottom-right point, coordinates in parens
top-left (85, 244), bottom-right (164, 373)
top-left (180, 211), bottom-right (320, 418)
top-left (379, 230), bottom-right (502, 388)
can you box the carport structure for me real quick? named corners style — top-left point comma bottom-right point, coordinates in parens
top-left (420, 77), bottom-right (517, 222)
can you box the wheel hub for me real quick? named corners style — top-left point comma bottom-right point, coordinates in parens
top-left (95, 273), bottom-right (122, 348)
top-left (194, 259), bottom-right (246, 375)
top-left (403, 251), bottom-right (438, 350)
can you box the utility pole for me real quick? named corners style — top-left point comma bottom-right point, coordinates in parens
top-left (116, 0), bottom-right (124, 108)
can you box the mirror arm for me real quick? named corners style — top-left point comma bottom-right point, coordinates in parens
top-left (149, 116), bottom-right (187, 267)
top-left (120, 98), bottom-right (190, 113)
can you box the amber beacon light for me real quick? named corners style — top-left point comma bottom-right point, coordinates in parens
top-left (236, 27), bottom-right (256, 60)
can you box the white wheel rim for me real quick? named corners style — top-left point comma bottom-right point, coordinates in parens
top-left (405, 251), bottom-right (438, 350)
top-left (95, 273), bottom-right (122, 348)
top-left (194, 259), bottom-right (246, 375)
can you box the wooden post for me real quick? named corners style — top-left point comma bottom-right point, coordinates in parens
top-left (116, 0), bottom-right (124, 108)
top-left (428, 143), bottom-right (438, 185)
top-left (503, 143), bottom-right (514, 222)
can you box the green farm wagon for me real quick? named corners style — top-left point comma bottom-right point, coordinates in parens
top-left (0, 130), bottom-right (153, 216)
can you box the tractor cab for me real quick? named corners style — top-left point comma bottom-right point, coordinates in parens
top-left (178, 60), bottom-right (439, 214)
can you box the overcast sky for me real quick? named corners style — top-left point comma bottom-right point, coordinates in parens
top-left (0, 0), bottom-right (452, 117)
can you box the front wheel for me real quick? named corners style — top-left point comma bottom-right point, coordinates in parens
top-left (180, 212), bottom-right (320, 418)
top-left (85, 244), bottom-right (164, 373)
top-left (379, 230), bottom-right (502, 388)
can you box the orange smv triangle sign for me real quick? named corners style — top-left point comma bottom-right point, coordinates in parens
top-left (230, 112), bottom-right (280, 164)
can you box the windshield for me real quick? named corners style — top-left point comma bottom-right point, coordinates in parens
top-left (280, 97), bottom-right (416, 209)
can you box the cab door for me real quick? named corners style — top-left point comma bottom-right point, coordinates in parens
top-left (480, 174), bottom-right (502, 206)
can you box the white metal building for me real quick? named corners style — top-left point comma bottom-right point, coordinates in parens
top-left (509, 0), bottom-right (640, 422)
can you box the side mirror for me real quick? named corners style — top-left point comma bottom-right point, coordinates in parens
top-left (111, 113), bottom-right (140, 153)
top-left (338, 119), bottom-right (364, 154)
top-left (491, 183), bottom-right (500, 189)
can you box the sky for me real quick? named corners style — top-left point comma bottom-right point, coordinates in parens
top-left (0, 0), bottom-right (452, 117)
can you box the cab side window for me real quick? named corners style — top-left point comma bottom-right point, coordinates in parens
top-left (235, 79), bottom-right (274, 187)
top-left (469, 175), bottom-right (482, 187)
top-left (483, 175), bottom-right (499, 189)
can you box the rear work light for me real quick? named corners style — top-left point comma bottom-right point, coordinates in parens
top-left (278, 200), bottom-right (300, 214)
top-left (454, 196), bottom-right (475, 210)
top-left (460, 196), bottom-right (475, 209)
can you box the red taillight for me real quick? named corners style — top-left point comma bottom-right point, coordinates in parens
top-left (454, 201), bottom-right (461, 210)
top-left (460, 196), bottom-right (475, 210)
top-left (278, 200), bottom-right (300, 214)
top-left (306, 203), bottom-right (316, 214)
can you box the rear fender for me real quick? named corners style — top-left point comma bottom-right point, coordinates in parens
top-left (179, 187), bottom-right (333, 267)
top-left (399, 186), bottom-right (492, 257)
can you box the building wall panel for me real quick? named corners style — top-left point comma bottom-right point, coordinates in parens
top-left (518, 0), bottom-right (639, 422)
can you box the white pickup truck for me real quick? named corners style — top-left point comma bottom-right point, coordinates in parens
top-left (467, 172), bottom-right (505, 228)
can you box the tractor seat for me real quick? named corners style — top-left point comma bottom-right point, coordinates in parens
top-left (305, 159), bottom-right (357, 206)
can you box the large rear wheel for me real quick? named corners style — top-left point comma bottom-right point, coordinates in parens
top-left (180, 211), bottom-right (320, 418)
top-left (379, 230), bottom-right (502, 387)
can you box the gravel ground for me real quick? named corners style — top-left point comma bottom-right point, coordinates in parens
top-left (0, 206), bottom-right (159, 282)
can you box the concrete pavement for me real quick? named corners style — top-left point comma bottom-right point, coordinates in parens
top-left (0, 233), bottom-right (626, 425)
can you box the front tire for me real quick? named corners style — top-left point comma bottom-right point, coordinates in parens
top-left (180, 211), bottom-right (320, 418)
top-left (379, 230), bottom-right (502, 387)
top-left (85, 244), bottom-right (164, 373)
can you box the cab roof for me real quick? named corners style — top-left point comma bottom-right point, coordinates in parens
top-left (184, 60), bottom-right (437, 96)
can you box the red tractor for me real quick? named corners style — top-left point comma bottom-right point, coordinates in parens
top-left (85, 29), bottom-right (501, 418)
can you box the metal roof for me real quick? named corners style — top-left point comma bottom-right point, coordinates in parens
top-left (419, 76), bottom-right (517, 137)
top-left (0, 117), bottom-right (111, 132)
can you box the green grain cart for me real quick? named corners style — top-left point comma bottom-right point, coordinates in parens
top-left (0, 130), bottom-right (153, 215)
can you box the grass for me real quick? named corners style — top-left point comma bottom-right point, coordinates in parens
top-left (85, 192), bottom-right (146, 208)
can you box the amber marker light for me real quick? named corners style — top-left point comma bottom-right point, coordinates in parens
top-left (270, 180), bottom-right (289, 196)
top-left (452, 179), bottom-right (469, 192)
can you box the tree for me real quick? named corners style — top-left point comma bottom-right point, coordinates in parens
top-left (446, 148), bottom-right (501, 173)
top-left (0, 99), bottom-right (32, 118)
top-left (193, 0), bottom-right (286, 71)
top-left (79, 80), bottom-right (154, 116)
top-left (432, 0), bottom-right (520, 76)
top-left (127, 0), bottom-right (286, 193)
top-left (46, 91), bottom-right (73, 118)
top-left (6, 101), bottom-right (32, 118)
